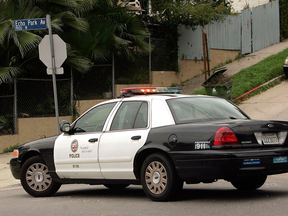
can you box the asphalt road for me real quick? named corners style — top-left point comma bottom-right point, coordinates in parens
top-left (1, 175), bottom-right (288, 216)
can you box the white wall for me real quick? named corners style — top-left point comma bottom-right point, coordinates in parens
top-left (231, 0), bottom-right (270, 12)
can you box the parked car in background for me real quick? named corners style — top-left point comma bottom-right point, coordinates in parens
top-left (284, 56), bottom-right (288, 77)
top-left (10, 87), bottom-right (288, 201)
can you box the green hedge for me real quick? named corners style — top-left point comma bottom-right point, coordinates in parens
top-left (280, 0), bottom-right (288, 40)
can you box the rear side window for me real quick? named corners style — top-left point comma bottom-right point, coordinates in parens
top-left (167, 97), bottom-right (248, 124)
top-left (110, 101), bottom-right (148, 130)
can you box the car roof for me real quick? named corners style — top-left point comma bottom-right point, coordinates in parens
top-left (91, 94), bottom-right (221, 109)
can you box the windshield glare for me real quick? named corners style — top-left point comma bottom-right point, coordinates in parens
top-left (167, 97), bottom-right (249, 124)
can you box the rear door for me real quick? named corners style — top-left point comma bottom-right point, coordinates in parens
top-left (99, 101), bottom-right (150, 179)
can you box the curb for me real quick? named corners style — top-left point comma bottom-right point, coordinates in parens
top-left (232, 75), bottom-right (285, 102)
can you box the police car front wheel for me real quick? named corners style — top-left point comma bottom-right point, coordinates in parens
top-left (20, 155), bottom-right (61, 197)
top-left (141, 153), bottom-right (183, 201)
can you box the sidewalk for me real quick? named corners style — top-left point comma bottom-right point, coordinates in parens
top-left (0, 152), bottom-right (20, 190)
top-left (1, 40), bottom-right (288, 190)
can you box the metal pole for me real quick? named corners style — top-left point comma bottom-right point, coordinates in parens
top-left (149, 36), bottom-right (151, 83)
top-left (71, 67), bottom-right (73, 119)
top-left (112, 53), bottom-right (115, 98)
top-left (205, 33), bottom-right (210, 76)
top-left (13, 79), bottom-right (17, 134)
top-left (202, 28), bottom-right (207, 81)
top-left (47, 14), bottom-right (60, 134)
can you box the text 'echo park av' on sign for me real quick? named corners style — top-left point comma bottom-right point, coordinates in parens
top-left (14, 18), bottom-right (47, 31)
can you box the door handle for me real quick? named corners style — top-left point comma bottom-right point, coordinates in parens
top-left (131, 136), bottom-right (141, 140)
top-left (88, 138), bottom-right (98, 143)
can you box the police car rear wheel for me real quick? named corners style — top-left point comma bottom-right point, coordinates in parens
top-left (141, 153), bottom-right (183, 201)
top-left (230, 175), bottom-right (267, 190)
top-left (20, 156), bottom-right (61, 197)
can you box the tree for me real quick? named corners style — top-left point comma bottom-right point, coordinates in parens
top-left (65, 0), bottom-right (149, 63)
top-left (0, 0), bottom-right (92, 84)
top-left (0, 0), bottom-right (150, 85)
top-left (148, 0), bottom-right (232, 28)
top-left (62, 0), bottom-right (150, 97)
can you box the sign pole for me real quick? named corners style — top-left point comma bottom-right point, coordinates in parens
top-left (46, 14), bottom-right (60, 134)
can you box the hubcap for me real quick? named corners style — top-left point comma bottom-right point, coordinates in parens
top-left (34, 172), bottom-right (44, 183)
top-left (26, 163), bottom-right (52, 192)
top-left (152, 172), bottom-right (161, 184)
top-left (145, 161), bottom-right (167, 194)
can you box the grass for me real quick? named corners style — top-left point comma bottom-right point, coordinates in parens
top-left (192, 48), bottom-right (288, 100)
top-left (2, 145), bottom-right (18, 154)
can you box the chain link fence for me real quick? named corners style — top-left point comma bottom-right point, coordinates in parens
top-left (0, 78), bottom-right (72, 136)
top-left (0, 95), bottom-right (14, 135)
top-left (17, 78), bottom-right (72, 117)
top-left (151, 38), bottom-right (178, 72)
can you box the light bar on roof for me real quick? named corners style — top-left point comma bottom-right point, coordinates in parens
top-left (120, 87), bottom-right (182, 95)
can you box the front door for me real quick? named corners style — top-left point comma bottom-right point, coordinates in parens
top-left (54, 102), bottom-right (117, 179)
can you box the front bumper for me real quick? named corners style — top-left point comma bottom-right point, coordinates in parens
top-left (10, 158), bottom-right (21, 179)
top-left (171, 148), bottom-right (288, 183)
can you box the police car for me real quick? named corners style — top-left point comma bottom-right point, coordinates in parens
top-left (10, 87), bottom-right (288, 201)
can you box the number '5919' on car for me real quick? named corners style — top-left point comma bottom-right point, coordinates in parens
top-left (10, 87), bottom-right (288, 201)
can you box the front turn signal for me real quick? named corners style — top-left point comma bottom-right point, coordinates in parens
top-left (12, 149), bottom-right (19, 158)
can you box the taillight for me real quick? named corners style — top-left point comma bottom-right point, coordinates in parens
top-left (214, 126), bottom-right (240, 146)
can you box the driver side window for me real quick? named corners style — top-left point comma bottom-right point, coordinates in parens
top-left (73, 102), bottom-right (116, 133)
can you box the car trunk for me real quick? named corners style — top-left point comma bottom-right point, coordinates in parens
top-left (225, 120), bottom-right (288, 148)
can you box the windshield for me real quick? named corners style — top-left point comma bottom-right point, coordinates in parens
top-left (167, 97), bottom-right (249, 124)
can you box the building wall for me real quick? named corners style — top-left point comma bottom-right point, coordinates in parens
top-left (0, 116), bottom-right (73, 153)
top-left (231, 0), bottom-right (269, 12)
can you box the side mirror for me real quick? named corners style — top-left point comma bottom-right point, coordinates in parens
top-left (60, 120), bottom-right (71, 133)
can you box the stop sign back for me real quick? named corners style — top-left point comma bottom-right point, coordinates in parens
top-left (39, 34), bottom-right (67, 74)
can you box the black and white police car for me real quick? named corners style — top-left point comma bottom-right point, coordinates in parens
top-left (10, 87), bottom-right (288, 201)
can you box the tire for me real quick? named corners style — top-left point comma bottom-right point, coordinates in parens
top-left (141, 153), bottom-right (183, 201)
top-left (231, 175), bottom-right (267, 191)
top-left (20, 156), bottom-right (61, 197)
top-left (103, 184), bottom-right (130, 190)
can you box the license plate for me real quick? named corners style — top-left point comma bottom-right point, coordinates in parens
top-left (262, 133), bottom-right (279, 145)
top-left (273, 156), bottom-right (288, 163)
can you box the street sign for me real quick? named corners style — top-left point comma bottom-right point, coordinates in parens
top-left (38, 34), bottom-right (67, 74)
top-left (14, 18), bottom-right (47, 31)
